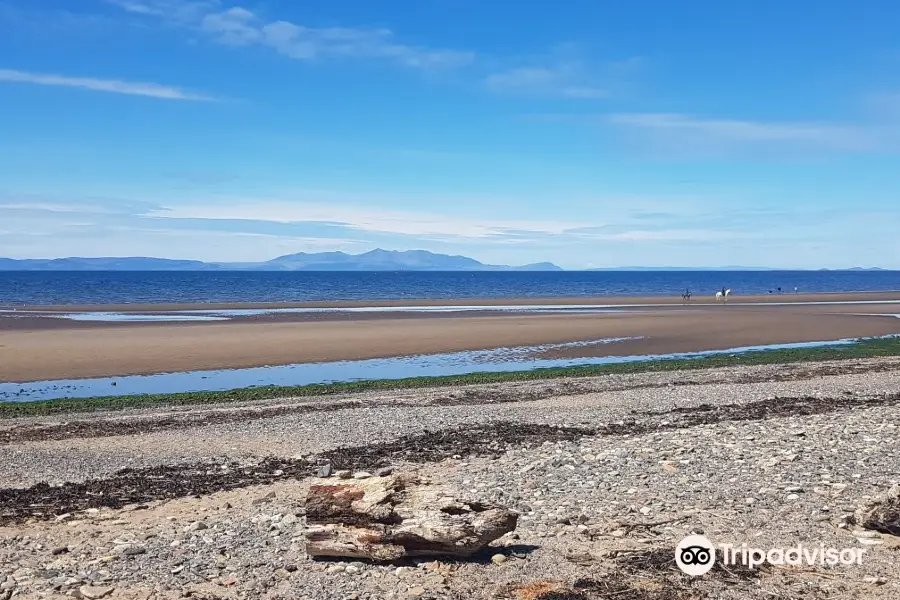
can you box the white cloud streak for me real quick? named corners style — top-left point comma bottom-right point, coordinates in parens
top-left (152, 200), bottom-right (587, 240)
top-left (0, 68), bottom-right (215, 101)
top-left (11, 194), bottom-right (898, 267)
top-left (608, 112), bottom-right (881, 153)
top-left (150, 199), bottom-right (755, 245)
top-left (485, 66), bottom-right (608, 99)
top-left (108, 1), bottom-right (474, 69)
top-left (587, 229), bottom-right (750, 242)
top-left (106, 0), bottom-right (216, 22)
top-left (485, 47), bottom-right (640, 99)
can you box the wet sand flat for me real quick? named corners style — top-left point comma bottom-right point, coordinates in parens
top-left (2, 295), bottom-right (900, 381)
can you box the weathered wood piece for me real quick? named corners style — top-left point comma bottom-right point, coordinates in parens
top-left (303, 473), bottom-right (517, 560)
top-left (856, 484), bottom-right (900, 536)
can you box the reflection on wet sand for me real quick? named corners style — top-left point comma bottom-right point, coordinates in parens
top-left (0, 336), bottom-right (876, 403)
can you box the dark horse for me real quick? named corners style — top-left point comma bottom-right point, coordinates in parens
top-left (681, 289), bottom-right (692, 302)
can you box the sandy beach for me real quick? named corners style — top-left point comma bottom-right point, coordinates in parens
top-left (6, 1), bottom-right (899, 595)
top-left (2, 293), bottom-right (900, 382)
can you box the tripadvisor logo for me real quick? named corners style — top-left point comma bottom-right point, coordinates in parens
top-left (675, 535), bottom-right (868, 576)
top-left (675, 535), bottom-right (716, 576)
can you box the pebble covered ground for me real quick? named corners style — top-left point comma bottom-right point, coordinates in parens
top-left (1, 357), bottom-right (899, 599)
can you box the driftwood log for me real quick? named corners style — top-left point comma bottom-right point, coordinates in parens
top-left (303, 473), bottom-right (517, 560)
top-left (856, 484), bottom-right (900, 536)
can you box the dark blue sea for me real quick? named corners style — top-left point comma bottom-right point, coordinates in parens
top-left (1, 271), bottom-right (899, 306)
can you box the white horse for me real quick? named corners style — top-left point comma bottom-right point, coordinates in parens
top-left (715, 289), bottom-right (732, 302)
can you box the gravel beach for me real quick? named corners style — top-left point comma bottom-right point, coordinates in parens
top-left (2, 357), bottom-right (899, 599)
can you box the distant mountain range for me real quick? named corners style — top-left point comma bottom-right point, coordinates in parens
top-left (0, 251), bottom-right (891, 272)
top-left (0, 250), bottom-right (563, 272)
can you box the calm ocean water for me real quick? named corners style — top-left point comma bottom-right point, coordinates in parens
top-left (1, 271), bottom-right (899, 306)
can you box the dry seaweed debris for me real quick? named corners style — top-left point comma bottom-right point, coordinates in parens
top-left (520, 548), bottom-right (773, 600)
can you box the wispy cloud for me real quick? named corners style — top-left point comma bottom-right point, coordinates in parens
top-left (0, 194), bottom-right (164, 216)
top-left (485, 66), bottom-right (608, 99)
top-left (105, 0), bottom-right (170, 16)
top-left (485, 47), bottom-right (641, 99)
top-left (0, 68), bottom-right (215, 101)
top-left (108, 1), bottom-right (474, 69)
top-left (607, 112), bottom-right (882, 155)
top-left (152, 200), bottom-right (587, 240)
top-left (588, 229), bottom-right (751, 243)
top-left (610, 113), bottom-right (866, 144)
top-left (7, 191), bottom-right (899, 267)
top-left (105, 0), bottom-right (216, 22)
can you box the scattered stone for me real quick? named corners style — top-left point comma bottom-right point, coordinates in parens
top-left (335, 470), bottom-right (352, 479)
top-left (856, 537), bottom-right (884, 546)
top-left (113, 544), bottom-right (146, 556)
top-left (491, 553), bottom-right (507, 564)
top-left (50, 546), bottom-right (69, 556)
top-left (352, 471), bottom-right (373, 479)
top-left (184, 521), bottom-right (208, 532)
top-left (78, 585), bottom-right (115, 599)
top-left (317, 464), bottom-right (333, 478)
top-left (252, 491), bottom-right (276, 505)
top-left (376, 467), bottom-right (394, 477)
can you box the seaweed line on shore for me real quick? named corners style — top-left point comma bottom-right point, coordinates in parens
top-left (2, 391), bottom-right (899, 525)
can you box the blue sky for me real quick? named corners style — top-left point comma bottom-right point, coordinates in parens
top-left (1, 0), bottom-right (899, 268)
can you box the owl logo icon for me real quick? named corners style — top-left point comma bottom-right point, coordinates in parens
top-left (675, 535), bottom-right (716, 576)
